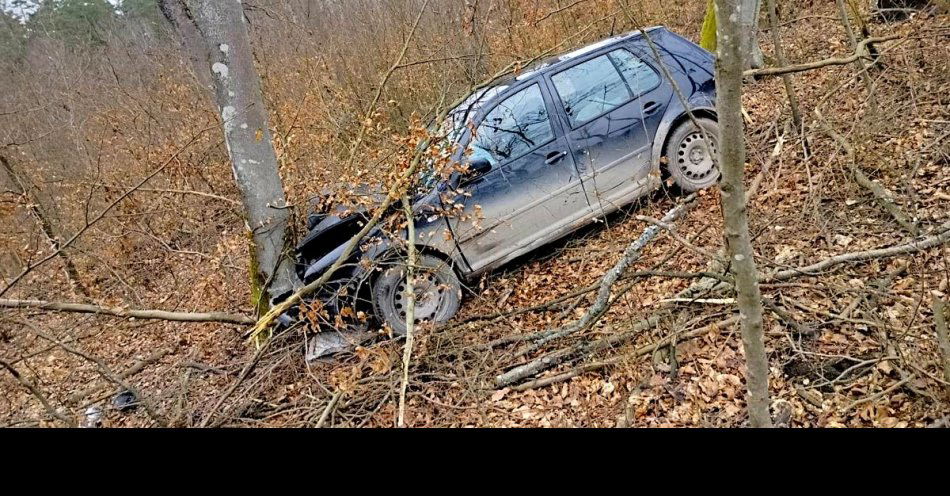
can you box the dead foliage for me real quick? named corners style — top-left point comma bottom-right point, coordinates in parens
top-left (1, 1), bottom-right (948, 428)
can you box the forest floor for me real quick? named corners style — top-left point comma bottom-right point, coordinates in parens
top-left (1, 6), bottom-right (948, 428)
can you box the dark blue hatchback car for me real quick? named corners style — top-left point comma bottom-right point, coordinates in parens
top-left (292, 26), bottom-right (718, 334)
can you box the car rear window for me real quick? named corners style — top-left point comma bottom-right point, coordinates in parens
top-left (551, 48), bottom-right (659, 127)
top-left (610, 49), bottom-right (660, 97)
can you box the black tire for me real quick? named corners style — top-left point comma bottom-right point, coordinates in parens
top-left (371, 253), bottom-right (462, 335)
top-left (663, 117), bottom-right (720, 191)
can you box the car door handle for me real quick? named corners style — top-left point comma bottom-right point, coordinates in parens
top-left (545, 150), bottom-right (568, 165)
top-left (642, 101), bottom-right (660, 115)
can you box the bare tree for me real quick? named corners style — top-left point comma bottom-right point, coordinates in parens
top-left (159, 0), bottom-right (297, 306)
top-left (714, 0), bottom-right (773, 427)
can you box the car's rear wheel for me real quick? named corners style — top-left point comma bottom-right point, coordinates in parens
top-left (371, 253), bottom-right (462, 335)
top-left (663, 117), bottom-right (720, 191)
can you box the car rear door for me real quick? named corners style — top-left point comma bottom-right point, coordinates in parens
top-left (447, 81), bottom-right (593, 274)
top-left (547, 46), bottom-right (670, 212)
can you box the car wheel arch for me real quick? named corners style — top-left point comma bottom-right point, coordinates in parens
top-left (652, 107), bottom-right (718, 174)
top-left (369, 243), bottom-right (462, 284)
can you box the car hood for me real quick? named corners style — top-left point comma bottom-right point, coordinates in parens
top-left (295, 182), bottom-right (443, 260)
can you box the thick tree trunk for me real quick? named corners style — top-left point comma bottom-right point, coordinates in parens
top-left (700, 0), bottom-right (764, 69)
top-left (160, 0), bottom-right (297, 303)
top-left (714, 0), bottom-right (773, 427)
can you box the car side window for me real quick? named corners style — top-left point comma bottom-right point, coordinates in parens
top-left (467, 83), bottom-right (554, 168)
top-left (609, 49), bottom-right (660, 97)
top-left (551, 48), bottom-right (659, 127)
top-left (551, 54), bottom-right (629, 128)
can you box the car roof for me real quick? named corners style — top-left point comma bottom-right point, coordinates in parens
top-left (507, 26), bottom-right (664, 83)
top-left (446, 26), bottom-right (665, 129)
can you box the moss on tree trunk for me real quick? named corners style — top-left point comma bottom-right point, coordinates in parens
top-left (700, 0), bottom-right (717, 52)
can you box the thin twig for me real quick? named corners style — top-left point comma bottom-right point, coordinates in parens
top-left (315, 390), bottom-right (343, 428)
top-left (0, 359), bottom-right (76, 427)
top-left (397, 195), bottom-right (417, 428)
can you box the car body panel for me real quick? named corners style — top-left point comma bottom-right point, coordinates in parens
top-left (544, 42), bottom-right (673, 215)
top-left (444, 80), bottom-right (593, 274)
top-left (291, 26), bottom-right (716, 312)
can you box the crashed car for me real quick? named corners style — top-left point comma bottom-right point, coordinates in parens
top-left (285, 26), bottom-right (719, 335)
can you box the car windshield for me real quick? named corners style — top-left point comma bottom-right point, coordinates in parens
top-left (415, 84), bottom-right (510, 193)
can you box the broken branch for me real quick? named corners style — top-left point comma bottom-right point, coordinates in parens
top-left (511, 316), bottom-right (739, 391)
top-left (815, 108), bottom-right (919, 236)
top-left (744, 35), bottom-right (900, 78)
top-left (518, 194), bottom-right (697, 355)
top-left (766, 221), bottom-right (950, 282)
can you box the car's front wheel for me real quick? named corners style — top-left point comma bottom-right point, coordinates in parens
top-left (371, 253), bottom-right (462, 335)
top-left (663, 117), bottom-right (720, 191)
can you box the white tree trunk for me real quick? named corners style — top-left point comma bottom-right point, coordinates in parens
top-left (161, 0), bottom-right (297, 302)
top-left (740, 0), bottom-right (765, 69)
top-left (715, 0), bottom-right (773, 427)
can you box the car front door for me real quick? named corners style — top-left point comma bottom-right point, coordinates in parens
top-left (447, 81), bottom-right (593, 274)
top-left (548, 46), bottom-right (670, 213)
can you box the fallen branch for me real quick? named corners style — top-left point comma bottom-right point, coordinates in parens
top-left (69, 348), bottom-right (172, 404)
top-left (0, 358), bottom-right (76, 427)
top-left (765, 221), bottom-right (950, 282)
top-left (843, 374), bottom-right (914, 413)
top-left (315, 390), bottom-right (344, 428)
top-left (744, 35), bottom-right (900, 78)
top-left (517, 194), bottom-right (697, 355)
top-left (449, 268), bottom-right (727, 335)
top-left (762, 297), bottom-right (816, 336)
top-left (633, 214), bottom-right (722, 262)
top-left (933, 296), bottom-right (950, 386)
top-left (497, 313), bottom-right (664, 387)
top-left (497, 192), bottom-right (949, 387)
top-left (510, 316), bottom-right (739, 391)
top-left (493, 217), bottom-right (950, 387)
top-left (0, 298), bottom-right (255, 325)
top-left (659, 297), bottom-right (735, 305)
top-left (815, 108), bottom-right (919, 236)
